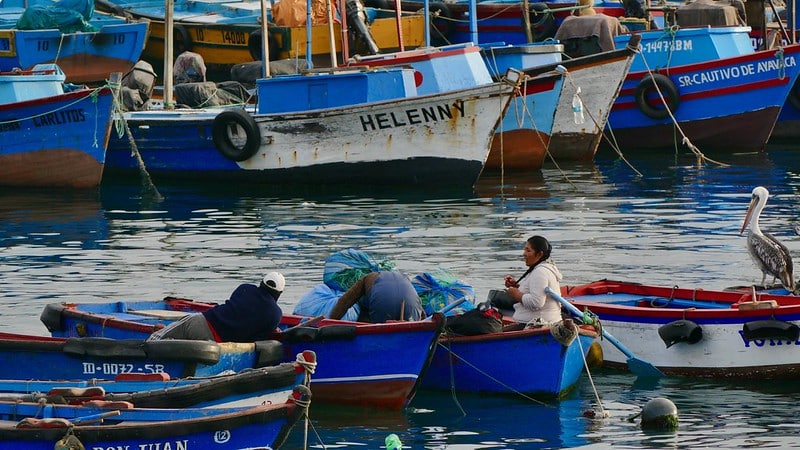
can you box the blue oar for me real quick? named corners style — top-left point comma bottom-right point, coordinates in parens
top-left (425, 297), bottom-right (468, 320)
top-left (545, 287), bottom-right (664, 379)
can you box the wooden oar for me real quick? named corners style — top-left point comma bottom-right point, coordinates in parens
top-left (545, 287), bottom-right (664, 378)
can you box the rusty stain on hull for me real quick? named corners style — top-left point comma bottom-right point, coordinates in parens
top-left (485, 129), bottom-right (549, 170)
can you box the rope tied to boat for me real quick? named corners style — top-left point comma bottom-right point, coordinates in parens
top-left (110, 73), bottom-right (163, 201)
top-left (635, 46), bottom-right (730, 168)
top-left (296, 352), bottom-right (318, 376)
top-left (54, 427), bottom-right (85, 450)
top-left (551, 318), bottom-right (578, 346)
top-left (775, 46), bottom-right (786, 79)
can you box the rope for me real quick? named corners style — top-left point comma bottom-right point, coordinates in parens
top-left (436, 340), bottom-right (549, 405)
top-left (634, 45), bottom-right (730, 167)
top-left (576, 332), bottom-right (608, 418)
top-left (296, 352), bottom-right (318, 376)
top-left (110, 76), bottom-right (164, 201)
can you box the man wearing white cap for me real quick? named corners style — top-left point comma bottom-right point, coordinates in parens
top-left (147, 272), bottom-right (285, 342)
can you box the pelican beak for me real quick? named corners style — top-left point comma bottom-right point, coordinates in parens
top-left (740, 197), bottom-right (756, 235)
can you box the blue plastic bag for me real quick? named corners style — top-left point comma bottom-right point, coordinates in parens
top-left (293, 283), bottom-right (360, 321)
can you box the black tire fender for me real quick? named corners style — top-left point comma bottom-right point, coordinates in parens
top-left (634, 73), bottom-right (680, 120)
top-left (523, 3), bottom-right (556, 42)
top-left (212, 109), bottom-right (261, 162)
top-left (428, 2), bottom-right (454, 46)
top-left (173, 24), bottom-right (192, 54)
top-left (248, 29), bottom-right (281, 61)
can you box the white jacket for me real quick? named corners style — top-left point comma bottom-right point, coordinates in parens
top-left (512, 260), bottom-right (563, 324)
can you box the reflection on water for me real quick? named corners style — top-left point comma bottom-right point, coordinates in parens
top-left (2, 147), bottom-right (800, 448)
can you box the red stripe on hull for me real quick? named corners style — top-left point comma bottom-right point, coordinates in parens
top-left (486, 129), bottom-right (549, 170)
top-left (0, 150), bottom-right (104, 188)
top-left (309, 379), bottom-right (416, 410)
top-left (605, 107), bottom-right (780, 151)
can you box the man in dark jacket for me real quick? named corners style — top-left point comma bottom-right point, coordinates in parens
top-left (147, 272), bottom-right (284, 342)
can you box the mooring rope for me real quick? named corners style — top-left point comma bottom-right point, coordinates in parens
top-left (633, 45), bottom-right (730, 167)
top-left (110, 75), bottom-right (163, 201)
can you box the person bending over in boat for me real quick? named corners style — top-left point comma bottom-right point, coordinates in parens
top-left (502, 235), bottom-right (563, 330)
top-left (147, 272), bottom-right (285, 342)
top-left (328, 271), bottom-right (425, 323)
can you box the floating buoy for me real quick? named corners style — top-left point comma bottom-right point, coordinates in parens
top-left (585, 340), bottom-right (604, 368)
top-left (640, 397), bottom-right (678, 431)
top-left (385, 433), bottom-right (403, 450)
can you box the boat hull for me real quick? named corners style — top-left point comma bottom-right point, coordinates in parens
top-left (607, 44), bottom-right (800, 151)
top-left (108, 81), bottom-right (516, 187)
top-left (485, 73), bottom-right (562, 170)
top-left (40, 300), bottom-right (444, 409)
top-left (0, 392), bottom-right (304, 450)
top-left (564, 279), bottom-right (800, 378)
top-left (0, 22), bottom-right (148, 84)
top-left (421, 324), bottom-right (597, 397)
top-left (0, 87), bottom-right (115, 188)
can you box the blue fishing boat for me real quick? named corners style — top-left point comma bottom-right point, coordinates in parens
top-left (0, 0), bottom-right (148, 84)
top-left (0, 385), bottom-right (309, 450)
top-left (40, 299), bottom-right (445, 409)
top-left (606, 35), bottom-right (800, 152)
top-left (0, 64), bottom-right (116, 188)
top-left (0, 351), bottom-right (314, 409)
top-left (421, 318), bottom-right (598, 396)
top-left (0, 331), bottom-right (291, 380)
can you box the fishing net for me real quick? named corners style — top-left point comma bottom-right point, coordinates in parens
top-left (322, 248), bottom-right (394, 292)
top-left (412, 270), bottom-right (475, 316)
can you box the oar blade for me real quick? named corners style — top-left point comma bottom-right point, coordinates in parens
top-left (626, 356), bottom-right (664, 379)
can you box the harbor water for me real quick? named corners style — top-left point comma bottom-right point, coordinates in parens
top-left (2, 144), bottom-right (800, 448)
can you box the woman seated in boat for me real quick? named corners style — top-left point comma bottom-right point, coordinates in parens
top-left (502, 235), bottom-right (563, 330)
top-left (147, 272), bottom-right (285, 342)
top-left (328, 271), bottom-right (425, 323)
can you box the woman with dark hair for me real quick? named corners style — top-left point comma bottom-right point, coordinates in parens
top-left (503, 235), bottom-right (563, 325)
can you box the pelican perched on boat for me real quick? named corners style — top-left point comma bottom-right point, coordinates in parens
top-left (740, 186), bottom-right (795, 292)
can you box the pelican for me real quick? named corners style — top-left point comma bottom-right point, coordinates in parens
top-left (740, 186), bottom-right (795, 292)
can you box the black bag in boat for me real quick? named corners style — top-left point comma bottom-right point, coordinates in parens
top-left (445, 302), bottom-right (503, 336)
top-left (487, 289), bottom-right (516, 311)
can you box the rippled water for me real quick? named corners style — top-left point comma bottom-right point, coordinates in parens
top-left (2, 145), bottom-right (800, 448)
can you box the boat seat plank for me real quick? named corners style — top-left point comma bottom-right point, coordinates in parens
top-left (129, 309), bottom-right (190, 319)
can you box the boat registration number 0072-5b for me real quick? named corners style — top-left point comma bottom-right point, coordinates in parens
top-left (81, 362), bottom-right (166, 375)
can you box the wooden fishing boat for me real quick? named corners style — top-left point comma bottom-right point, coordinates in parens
top-left (348, 42), bottom-right (565, 171)
top-left (0, 351), bottom-right (314, 409)
top-left (606, 37), bottom-right (800, 152)
top-left (561, 279), bottom-right (800, 379)
top-left (40, 299), bottom-right (445, 409)
top-left (482, 34), bottom-right (639, 163)
top-left (96, 0), bottom-right (424, 71)
top-left (421, 318), bottom-right (599, 397)
top-left (0, 64), bottom-right (116, 188)
top-left (107, 66), bottom-right (522, 187)
top-left (0, 0), bottom-right (148, 84)
top-left (0, 385), bottom-right (309, 450)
